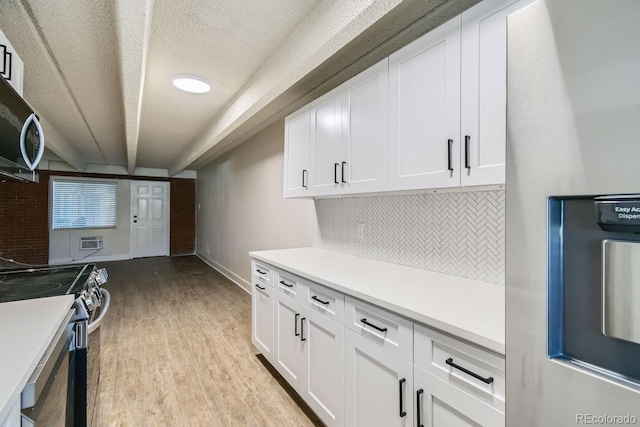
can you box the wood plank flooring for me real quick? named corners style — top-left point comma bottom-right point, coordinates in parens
top-left (94, 256), bottom-right (321, 427)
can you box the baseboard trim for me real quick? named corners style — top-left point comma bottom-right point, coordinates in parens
top-left (197, 253), bottom-right (251, 294)
top-left (49, 253), bottom-right (130, 265)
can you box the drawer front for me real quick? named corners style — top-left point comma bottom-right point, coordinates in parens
top-left (344, 296), bottom-right (413, 361)
top-left (414, 323), bottom-right (505, 412)
top-left (251, 260), bottom-right (273, 286)
top-left (274, 269), bottom-right (307, 302)
top-left (302, 281), bottom-right (344, 324)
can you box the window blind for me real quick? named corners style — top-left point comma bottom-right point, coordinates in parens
top-left (52, 180), bottom-right (117, 229)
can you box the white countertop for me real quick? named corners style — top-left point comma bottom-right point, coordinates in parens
top-left (250, 248), bottom-right (505, 355)
top-left (0, 295), bottom-right (76, 423)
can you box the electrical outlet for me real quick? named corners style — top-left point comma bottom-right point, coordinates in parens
top-left (357, 222), bottom-right (365, 240)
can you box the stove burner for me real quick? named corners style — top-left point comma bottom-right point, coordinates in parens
top-left (0, 265), bottom-right (90, 303)
top-left (0, 282), bottom-right (65, 299)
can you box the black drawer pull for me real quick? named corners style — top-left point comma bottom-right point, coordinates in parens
top-left (279, 280), bottom-right (293, 288)
top-left (300, 317), bottom-right (306, 342)
top-left (311, 295), bottom-right (329, 305)
top-left (255, 269), bottom-right (266, 275)
top-left (399, 378), bottom-right (406, 417)
top-left (447, 139), bottom-right (453, 172)
top-left (295, 313), bottom-right (300, 337)
top-left (255, 284), bottom-right (266, 291)
top-left (360, 318), bottom-right (387, 333)
top-left (445, 358), bottom-right (494, 384)
top-left (417, 388), bottom-right (424, 427)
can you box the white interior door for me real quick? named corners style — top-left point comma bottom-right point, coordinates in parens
top-left (131, 181), bottom-right (169, 258)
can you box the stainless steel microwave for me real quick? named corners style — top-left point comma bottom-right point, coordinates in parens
top-left (0, 75), bottom-right (44, 183)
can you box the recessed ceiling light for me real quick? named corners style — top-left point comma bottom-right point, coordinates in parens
top-left (172, 75), bottom-right (211, 94)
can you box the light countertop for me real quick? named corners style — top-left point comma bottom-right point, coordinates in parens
top-left (249, 247), bottom-right (505, 355)
top-left (0, 295), bottom-right (76, 423)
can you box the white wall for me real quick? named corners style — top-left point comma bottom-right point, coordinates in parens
top-left (49, 176), bottom-right (132, 264)
top-left (196, 120), bottom-right (316, 291)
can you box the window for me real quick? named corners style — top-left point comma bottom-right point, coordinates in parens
top-left (52, 179), bottom-right (117, 230)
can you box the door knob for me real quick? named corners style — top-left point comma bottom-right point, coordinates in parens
top-left (133, 220), bottom-right (137, 223)
top-left (133, 215), bottom-right (138, 218)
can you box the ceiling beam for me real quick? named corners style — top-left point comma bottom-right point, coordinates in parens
top-left (168, 0), bottom-right (477, 175)
top-left (114, 0), bottom-right (153, 175)
top-left (38, 117), bottom-right (86, 171)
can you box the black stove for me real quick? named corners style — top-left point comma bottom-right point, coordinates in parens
top-left (0, 263), bottom-right (108, 323)
top-left (0, 263), bottom-right (110, 427)
top-left (0, 264), bottom-right (94, 303)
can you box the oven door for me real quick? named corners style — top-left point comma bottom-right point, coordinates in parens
top-left (21, 309), bottom-right (74, 427)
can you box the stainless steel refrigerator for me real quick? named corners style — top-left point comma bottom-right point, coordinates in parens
top-left (506, 0), bottom-right (640, 425)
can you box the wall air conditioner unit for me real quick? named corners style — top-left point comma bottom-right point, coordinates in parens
top-left (80, 236), bottom-right (103, 251)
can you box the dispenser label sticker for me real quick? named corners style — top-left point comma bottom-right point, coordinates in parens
top-left (597, 201), bottom-right (640, 224)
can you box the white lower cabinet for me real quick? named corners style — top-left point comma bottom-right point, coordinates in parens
top-left (345, 328), bottom-right (414, 427)
top-left (252, 259), bottom-right (505, 427)
top-left (252, 282), bottom-right (274, 363)
top-left (414, 366), bottom-right (504, 427)
top-left (274, 291), bottom-right (345, 426)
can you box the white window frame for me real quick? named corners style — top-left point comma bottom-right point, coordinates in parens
top-left (50, 177), bottom-right (118, 230)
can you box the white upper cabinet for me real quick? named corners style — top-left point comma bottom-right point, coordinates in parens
top-left (310, 89), bottom-right (343, 196)
top-left (283, 0), bottom-right (526, 197)
top-left (341, 58), bottom-right (389, 194)
top-left (460, 0), bottom-right (527, 186)
top-left (389, 17), bottom-right (462, 191)
top-left (0, 28), bottom-right (24, 96)
top-left (283, 109), bottom-right (312, 198)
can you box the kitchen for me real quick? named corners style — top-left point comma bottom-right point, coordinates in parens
top-left (1, 0), bottom-right (639, 426)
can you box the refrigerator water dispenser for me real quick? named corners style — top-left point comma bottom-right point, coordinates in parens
top-left (548, 195), bottom-right (640, 388)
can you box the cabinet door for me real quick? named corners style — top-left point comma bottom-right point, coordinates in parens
top-left (252, 283), bottom-right (274, 362)
top-left (460, 0), bottom-right (529, 186)
top-left (345, 329), bottom-right (413, 427)
top-left (341, 58), bottom-right (389, 194)
top-left (311, 90), bottom-right (343, 195)
top-left (414, 366), bottom-right (504, 427)
top-left (274, 293), bottom-right (305, 392)
top-left (284, 109), bottom-right (312, 198)
top-left (302, 309), bottom-right (345, 427)
top-left (389, 17), bottom-right (461, 191)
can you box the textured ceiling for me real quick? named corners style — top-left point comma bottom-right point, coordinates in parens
top-left (0, 0), bottom-right (473, 175)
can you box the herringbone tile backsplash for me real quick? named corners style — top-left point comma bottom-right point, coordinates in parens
top-left (314, 191), bottom-right (505, 285)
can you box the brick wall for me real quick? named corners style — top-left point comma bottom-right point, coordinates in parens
top-left (170, 178), bottom-right (196, 256)
top-left (0, 171), bottom-right (50, 267)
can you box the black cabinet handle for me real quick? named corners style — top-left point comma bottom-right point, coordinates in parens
top-left (341, 162), bottom-right (347, 183)
top-left (300, 317), bottom-right (306, 342)
top-left (446, 357), bottom-right (494, 384)
top-left (255, 269), bottom-right (266, 275)
top-left (399, 378), bottom-right (406, 417)
top-left (360, 318), bottom-right (388, 332)
top-left (255, 284), bottom-right (266, 291)
top-left (464, 135), bottom-right (471, 169)
top-left (416, 388), bottom-right (424, 427)
top-left (0, 44), bottom-right (7, 76)
top-left (447, 139), bottom-right (453, 172)
top-left (279, 280), bottom-right (293, 288)
top-left (302, 169), bottom-right (308, 188)
top-left (295, 313), bottom-right (300, 337)
top-left (133, 220), bottom-right (137, 223)
top-left (334, 163), bottom-right (340, 184)
top-left (311, 295), bottom-right (329, 305)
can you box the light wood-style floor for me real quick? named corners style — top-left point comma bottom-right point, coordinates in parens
top-left (94, 256), bottom-right (321, 427)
